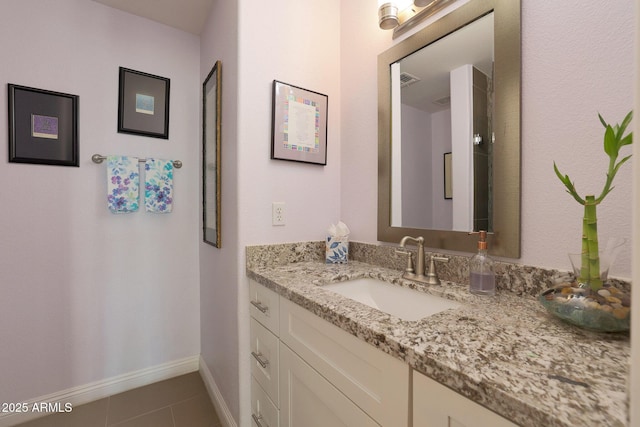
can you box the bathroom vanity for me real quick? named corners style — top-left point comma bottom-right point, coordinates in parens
top-left (247, 242), bottom-right (629, 427)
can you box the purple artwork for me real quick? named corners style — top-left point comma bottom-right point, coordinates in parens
top-left (32, 114), bottom-right (59, 139)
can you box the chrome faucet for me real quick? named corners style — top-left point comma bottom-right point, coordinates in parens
top-left (396, 235), bottom-right (449, 285)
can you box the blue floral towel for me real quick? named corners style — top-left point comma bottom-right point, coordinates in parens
top-left (107, 156), bottom-right (140, 213)
top-left (145, 159), bottom-right (173, 213)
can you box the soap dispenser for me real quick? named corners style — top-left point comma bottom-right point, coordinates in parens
top-left (469, 231), bottom-right (496, 296)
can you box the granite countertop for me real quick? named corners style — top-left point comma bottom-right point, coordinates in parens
top-left (246, 258), bottom-right (629, 427)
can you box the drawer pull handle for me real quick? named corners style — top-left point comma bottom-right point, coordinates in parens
top-left (251, 300), bottom-right (269, 314)
top-left (252, 413), bottom-right (269, 427)
top-left (251, 351), bottom-right (270, 368)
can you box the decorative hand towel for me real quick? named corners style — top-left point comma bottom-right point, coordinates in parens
top-left (144, 158), bottom-right (173, 213)
top-left (107, 156), bottom-right (140, 213)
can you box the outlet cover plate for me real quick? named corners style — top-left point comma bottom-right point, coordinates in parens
top-left (272, 202), bottom-right (285, 226)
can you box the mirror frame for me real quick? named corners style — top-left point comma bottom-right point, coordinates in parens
top-left (203, 60), bottom-right (222, 247)
top-left (378, 0), bottom-right (521, 258)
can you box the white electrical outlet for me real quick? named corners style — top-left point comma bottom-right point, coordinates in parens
top-left (272, 202), bottom-right (286, 226)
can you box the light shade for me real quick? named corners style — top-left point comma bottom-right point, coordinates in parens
top-left (378, 2), bottom-right (399, 30)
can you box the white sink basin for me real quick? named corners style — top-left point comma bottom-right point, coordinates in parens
top-left (322, 278), bottom-right (459, 321)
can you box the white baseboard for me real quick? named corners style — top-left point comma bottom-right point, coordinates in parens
top-left (0, 355), bottom-right (200, 427)
top-left (199, 355), bottom-right (238, 427)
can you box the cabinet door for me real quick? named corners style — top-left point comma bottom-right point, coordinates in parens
top-left (413, 370), bottom-right (517, 427)
top-left (279, 343), bottom-right (379, 427)
top-left (279, 298), bottom-right (408, 427)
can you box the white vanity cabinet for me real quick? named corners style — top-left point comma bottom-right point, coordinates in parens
top-left (249, 280), bottom-right (410, 427)
top-left (413, 370), bottom-right (517, 427)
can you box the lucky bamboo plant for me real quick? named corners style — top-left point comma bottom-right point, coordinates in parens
top-left (553, 111), bottom-right (633, 291)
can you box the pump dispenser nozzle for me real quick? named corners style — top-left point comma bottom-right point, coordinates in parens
top-left (477, 230), bottom-right (488, 250)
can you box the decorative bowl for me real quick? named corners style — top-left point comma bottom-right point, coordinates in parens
top-left (539, 282), bottom-right (630, 332)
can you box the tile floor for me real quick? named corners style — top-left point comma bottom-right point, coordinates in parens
top-left (14, 372), bottom-right (222, 427)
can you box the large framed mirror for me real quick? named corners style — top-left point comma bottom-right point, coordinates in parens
top-left (203, 61), bottom-right (222, 247)
top-left (378, 0), bottom-right (520, 257)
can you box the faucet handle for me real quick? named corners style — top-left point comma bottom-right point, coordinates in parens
top-left (395, 249), bottom-right (415, 276)
top-left (426, 256), bottom-right (449, 285)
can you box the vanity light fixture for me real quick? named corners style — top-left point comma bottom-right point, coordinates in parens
top-left (378, 0), bottom-right (456, 37)
top-left (378, 1), bottom-right (400, 30)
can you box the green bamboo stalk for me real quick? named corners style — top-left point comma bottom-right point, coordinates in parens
top-left (580, 216), bottom-right (590, 283)
top-left (583, 196), bottom-right (601, 290)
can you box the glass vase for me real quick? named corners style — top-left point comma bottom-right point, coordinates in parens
top-left (538, 238), bottom-right (630, 332)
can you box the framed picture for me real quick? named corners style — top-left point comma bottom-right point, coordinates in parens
top-left (444, 152), bottom-right (452, 199)
top-left (8, 84), bottom-right (79, 167)
top-left (271, 80), bottom-right (328, 165)
top-left (202, 61), bottom-right (222, 247)
top-left (118, 67), bottom-right (170, 139)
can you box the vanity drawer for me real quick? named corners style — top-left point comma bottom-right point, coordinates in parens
top-left (250, 317), bottom-right (279, 405)
top-left (279, 298), bottom-right (409, 427)
top-left (251, 377), bottom-right (279, 427)
top-left (249, 280), bottom-right (279, 334)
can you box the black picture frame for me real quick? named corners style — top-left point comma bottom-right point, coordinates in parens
top-left (271, 80), bottom-right (328, 165)
top-left (118, 67), bottom-right (170, 139)
top-left (444, 152), bottom-right (452, 199)
top-left (8, 84), bottom-right (79, 167)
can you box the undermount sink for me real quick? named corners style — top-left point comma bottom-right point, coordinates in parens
top-left (322, 277), bottom-right (460, 321)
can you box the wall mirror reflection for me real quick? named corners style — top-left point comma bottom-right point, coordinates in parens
top-left (203, 60), bottom-right (222, 247)
top-left (378, 0), bottom-right (521, 257)
top-left (392, 12), bottom-right (494, 232)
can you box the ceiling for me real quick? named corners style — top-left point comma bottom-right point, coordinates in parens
top-left (91, 0), bottom-right (214, 35)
